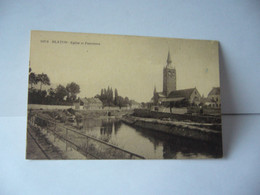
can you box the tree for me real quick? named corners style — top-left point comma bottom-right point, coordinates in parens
top-left (40, 90), bottom-right (47, 101)
top-left (29, 72), bottom-right (38, 89)
top-left (117, 96), bottom-right (124, 109)
top-left (28, 67), bottom-right (38, 89)
top-left (66, 82), bottom-right (80, 102)
top-left (101, 89), bottom-right (104, 98)
top-left (107, 86), bottom-right (113, 106)
top-left (46, 88), bottom-right (56, 105)
top-left (124, 97), bottom-right (130, 107)
top-left (94, 94), bottom-right (100, 99)
top-left (103, 88), bottom-right (107, 99)
top-left (114, 88), bottom-right (119, 106)
top-left (48, 88), bottom-right (56, 98)
top-left (37, 73), bottom-right (50, 91)
top-left (55, 85), bottom-right (67, 102)
top-left (110, 87), bottom-right (113, 104)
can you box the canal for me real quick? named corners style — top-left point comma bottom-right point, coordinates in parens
top-left (82, 117), bottom-right (222, 159)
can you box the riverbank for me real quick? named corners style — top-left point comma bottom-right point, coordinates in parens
top-left (132, 109), bottom-right (221, 123)
top-left (28, 109), bottom-right (145, 159)
top-left (28, 109), bottom-right (222, 159)
top-left (121, 115), bottom-right (222, 144)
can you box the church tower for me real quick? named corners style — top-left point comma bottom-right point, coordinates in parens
top-left (163, 50), bottom-right (176, 96)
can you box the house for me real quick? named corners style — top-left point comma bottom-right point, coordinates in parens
top-left (206, 87), bottom-right (221, 108)
top-left (74, 102), bottom-right (80, 110)
top-left (130, 100), bottom-right (141, 109)
top-left (82, 97), bottom-right (103, 110)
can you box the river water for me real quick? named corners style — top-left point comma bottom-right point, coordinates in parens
top-left (82, 117), bottom-right (222, 159)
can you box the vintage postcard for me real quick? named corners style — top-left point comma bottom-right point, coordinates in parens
top-left (27, 30), bottom-right (222, 159)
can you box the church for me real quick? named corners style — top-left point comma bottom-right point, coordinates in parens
top-left (152, 51), bottom-right (201, 112)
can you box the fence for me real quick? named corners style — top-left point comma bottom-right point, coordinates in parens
top-left (28, 114), bottom-right (145, 159)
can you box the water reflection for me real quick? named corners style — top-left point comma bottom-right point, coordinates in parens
top-left (82, 118), bottom-right (222, 159)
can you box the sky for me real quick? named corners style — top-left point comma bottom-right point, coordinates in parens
top-left (30, 30), bottom-right (220, 102)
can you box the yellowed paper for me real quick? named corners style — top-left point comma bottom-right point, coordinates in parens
top-left (27, 31), bottom-right (222, 159)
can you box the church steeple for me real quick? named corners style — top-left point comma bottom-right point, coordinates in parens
top-left (166, 50), bottom-right (173, 68)
top-left (163, 50), bottom-right (176, 96)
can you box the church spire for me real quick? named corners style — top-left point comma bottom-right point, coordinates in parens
top-left (166, 50), bottom-right (173, 68)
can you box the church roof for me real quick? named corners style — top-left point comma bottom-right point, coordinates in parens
top-left (156, 92), bottom-right (166, 98)
top-left (208, 87), bottom-right (220, 96)
top-left (168, 88), bottom-right (196, 99)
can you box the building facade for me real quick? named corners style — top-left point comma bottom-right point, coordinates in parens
top-left (82, 97), bottom-right (103, 110)
top-left (205, 87), bottom-right (221, 108)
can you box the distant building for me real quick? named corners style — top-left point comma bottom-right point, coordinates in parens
top-left (74, 102), bottom-right (80, 110)
top-left (82, 97), bottom-right (103, 110)
top-left (152, 51), bottom-right (201, 111)
top-left (205, 87), bottom-right (221, 108)
top-left (130, 100), bottom-right (141, 109)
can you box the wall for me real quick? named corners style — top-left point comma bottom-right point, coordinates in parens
top-left (28, 104), bottom-right (73, 110)
top-left (154, 106), bottom-right (187, 114)
top-left (133, 109), bottom-right (221, 123)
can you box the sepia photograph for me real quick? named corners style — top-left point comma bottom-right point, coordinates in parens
top-left (26, 30), bottom-right (222, 159)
